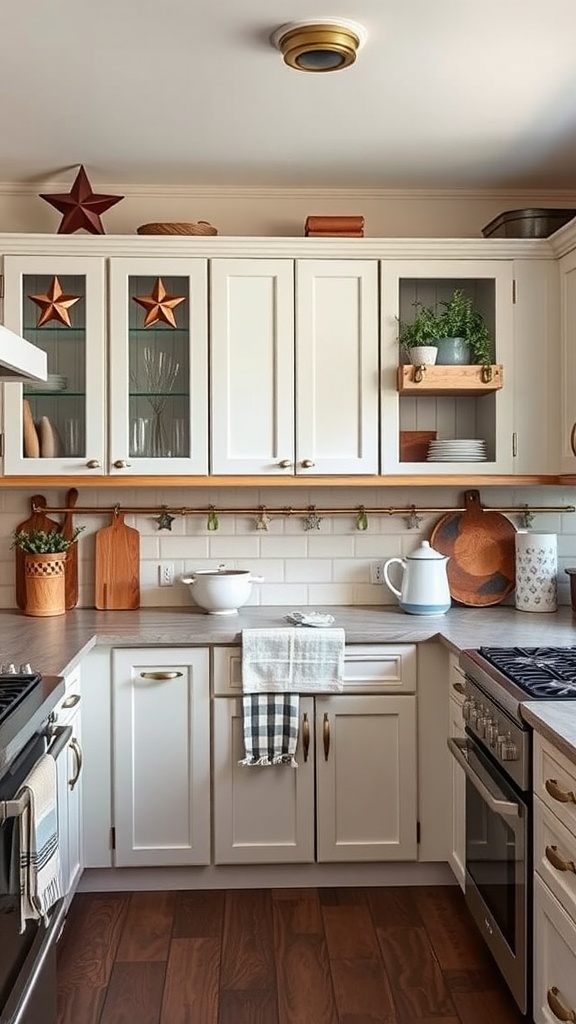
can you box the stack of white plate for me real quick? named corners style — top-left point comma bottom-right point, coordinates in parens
top-left (427, 439), bottom-right (487, 462)
top-left (26, 374), bottom-right (67, 393)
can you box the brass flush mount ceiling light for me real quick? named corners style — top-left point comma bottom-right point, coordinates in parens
top-left (272, 18), bottom-right (367, 73)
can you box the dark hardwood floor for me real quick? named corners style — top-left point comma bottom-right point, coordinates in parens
top-left (56, 885), bottom-right (529, 1024)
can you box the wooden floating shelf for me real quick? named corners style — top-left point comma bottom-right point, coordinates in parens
top-left (397, 364), bottom-right (503, 396)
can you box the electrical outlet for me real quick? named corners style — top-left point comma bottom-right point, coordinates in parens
top-left (159, 563), bottom-right (175, 587)
top-left (370, 560), bottom-right (386, 584)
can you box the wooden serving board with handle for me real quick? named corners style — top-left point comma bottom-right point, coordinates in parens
top-left (94, 511), bottom-right (140, 610)
top-left (15, 494), bottom-right (60, 610)
top-left (60, 487), bottom-right (79, 610)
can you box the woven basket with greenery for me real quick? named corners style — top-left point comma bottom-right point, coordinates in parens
top-left (136, 221), bottom-right (218, 236)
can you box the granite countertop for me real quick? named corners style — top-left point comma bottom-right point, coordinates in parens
top-left (3, 603), bottom-right (576, 760)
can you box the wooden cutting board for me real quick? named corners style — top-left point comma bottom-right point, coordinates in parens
top-left (430, 489), bottom-right (516, 607)
top-left (15, 494), bottom-right (61, 610)
top-left (94, 511), bottom-right (140, 610)
top-left (60, 487), bottom-right (79, 610)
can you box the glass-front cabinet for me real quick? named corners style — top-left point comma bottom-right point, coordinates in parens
top-left (380, 259), bottom-right (515, 475)
top-left (2, 255), bottom-right (208, 476)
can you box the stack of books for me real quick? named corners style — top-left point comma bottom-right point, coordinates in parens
top-left (305, 215), bottom-right (364, 237)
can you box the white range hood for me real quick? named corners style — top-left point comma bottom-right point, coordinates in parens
top-left (0, 324), bottom-right (47, 382)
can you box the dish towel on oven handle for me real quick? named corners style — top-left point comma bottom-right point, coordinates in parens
top-left (18, 752), bottom-right (61, 932)
top-left (239, 627), bottom-right (345, 768)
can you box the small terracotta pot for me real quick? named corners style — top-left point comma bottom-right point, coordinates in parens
top-left (24, 552), bottom-right (67, 616)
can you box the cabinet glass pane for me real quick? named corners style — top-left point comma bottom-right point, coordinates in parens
top-left (21, 273), bottom-right (87, 458)
top-left (128, 275), bottom-right (190, 459)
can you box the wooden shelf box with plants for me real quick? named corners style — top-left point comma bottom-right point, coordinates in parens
top-left (397, 363), bottom-right (503, 395)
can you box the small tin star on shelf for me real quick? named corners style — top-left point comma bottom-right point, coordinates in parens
top-left (155, 508), bottom-right (175, 531)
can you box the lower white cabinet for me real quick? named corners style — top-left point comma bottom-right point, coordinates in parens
top-left (52, 668), bottom-right (84, 905)
top-left (112, 647), bottom-right (211, 867)
top-left (448, 654), bottom-right (466, 890)
top-left (533, 734), bottom-right (576, 1022)
top-left (212, 646), bottom-right (418, 865)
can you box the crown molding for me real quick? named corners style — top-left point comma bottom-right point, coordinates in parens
top-left (1, 181), bottom-right (576, 202)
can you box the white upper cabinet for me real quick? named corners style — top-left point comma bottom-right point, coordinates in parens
top-left (108, 258), bottom-right (208, 475)
top-left (559, 249), bottom-right (576, 474)
top-left (3, 255), bottom-right (107, 476)
top-left (2, 254), bottom-right (208, 476)
top-left (380, 259), bottom-right (515, 475)
top-left (210, 258), bottom-right (379, 475)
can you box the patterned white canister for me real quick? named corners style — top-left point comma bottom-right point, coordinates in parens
top-left (514, 532), bottom-right (558, 613)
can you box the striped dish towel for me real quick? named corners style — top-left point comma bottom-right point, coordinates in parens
top-left (238, 693), bottom-right (299, 767)
top-left (18, 752), bottom-right (61, 932)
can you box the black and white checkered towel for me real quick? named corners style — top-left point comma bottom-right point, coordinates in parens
top-left (238, 693), bottom-right (299, 767)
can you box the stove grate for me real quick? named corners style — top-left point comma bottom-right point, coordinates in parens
top-left (479, 646), bottom-right (576, 697)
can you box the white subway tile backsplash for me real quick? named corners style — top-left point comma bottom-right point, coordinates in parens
top-left (3, 484), bottom-right (576, 609)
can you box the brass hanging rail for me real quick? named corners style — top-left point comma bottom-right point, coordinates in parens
top-left (34, 501), bottom-right (576, 517)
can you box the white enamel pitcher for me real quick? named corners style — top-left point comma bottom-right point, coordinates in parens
top-left (383, 540), bottom-right (451, 615)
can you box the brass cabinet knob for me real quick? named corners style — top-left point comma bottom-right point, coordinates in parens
top-left (301, 459), bottom-right (315, 469)
top-left (113, 459), bottom-right (132, 469)
top-left (85, 459), bottom-right (101, 469)
top-left (278, 459), bottom-right (292, 469)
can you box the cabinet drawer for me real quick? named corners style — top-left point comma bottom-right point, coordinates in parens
top-left (535, 795), bottom-right (576, 921)
top-left (534, 874), bottom-right (576, 1024)
top-left (212, 644), bottom-right (417, 696)
top-left (534, 734), bottom-right (576, 837)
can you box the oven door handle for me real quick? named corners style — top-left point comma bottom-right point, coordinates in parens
top-left (47, 724), bottom-right (73, 762)
top-left (447, 737), bottom-right (520, 818)
top-left (0, 726), bottom-right (73, 822)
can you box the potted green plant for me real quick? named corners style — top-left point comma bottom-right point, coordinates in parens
top-left (436, 289), bottom-right (492, 365)
top-left (397, 303), bottom-right (442, 365)
top-left (12, 527), bottom-right (83, 617)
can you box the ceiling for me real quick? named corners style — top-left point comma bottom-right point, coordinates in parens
top-left (3, 0), bottom-right (576, 191)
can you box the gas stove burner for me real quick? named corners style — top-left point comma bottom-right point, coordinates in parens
top-left (479, 646), bottom-right (576, 696)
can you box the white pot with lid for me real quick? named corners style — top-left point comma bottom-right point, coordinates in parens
top-left (383, 540), bottom-right (451, 615)
top-left (181, 565), bottom-right (264, 615)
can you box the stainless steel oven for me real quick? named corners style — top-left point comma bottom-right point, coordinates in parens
top-left (0, 668), bottom-right (66, 1024)
top-left (448, 717), bottom-right (529, 1015)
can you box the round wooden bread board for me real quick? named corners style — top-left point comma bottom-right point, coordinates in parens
top-left (430, 489), bottom-right (516, 606)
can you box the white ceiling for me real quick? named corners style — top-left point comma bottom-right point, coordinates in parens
top-left (3, 0), bottom-right (576, 191)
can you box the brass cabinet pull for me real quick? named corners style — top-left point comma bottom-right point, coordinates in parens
top-left (548, 986), bottom-right (576, 1022)
top-left (113, 459), bottom-right (132, 469)
top-left (68, 737), bottom-right (83, 791)
top-left (62, 693), bottom-right (81, 709)
top-left (545, 845), bottom-right (576, 874)
top-left (139, 671), bottom-right (183, 680)
top-left (278, 459), bottom-right (292, 469)
top-left (302, 712), bottom-right (310, 763)
top-left (301, 459), bottom-right (315, 469)
top-left (571, 422), bottom-right (576, 458)
top-left (413, 365), bottom-right (426, 383)
top-left (545, 779), bottom-right (576, 804)
top-left (323, 713), bottom-right (330, 761)
top-left (481, 365), bottom-right (493, 384)
top-left (452, 681), bottom-right (466, 696)
top-left (85, 459), bottom-right (101, 469)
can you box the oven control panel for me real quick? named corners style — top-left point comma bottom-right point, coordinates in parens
top-left (463, 677), bottom-right (530, 791)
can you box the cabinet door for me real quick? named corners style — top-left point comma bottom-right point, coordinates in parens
top-left (380, 259), bottom-right (514, 475)
top-left (3, 255), bottom-right (106, 475)
top-left (52, 670), bottom-right (83, 905)
top-left (210, 259), bottom-right (295, 474)
top-left (449, 671), bottom-right (466, 891)
top-left (295, 260), bottom-right (379, 475)
top-left (108, 258), bottom-right (208, 475)
top-left (559, 249), bottom-right (576, 473)
top-left (112, 647), bottom-right (210, 866)
top-left (534, 874), bottom-right (576, 1024)
top-left (316, 694), bottom-right (417, 862)
top-left (213, 696), bottom-right (315, 864)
